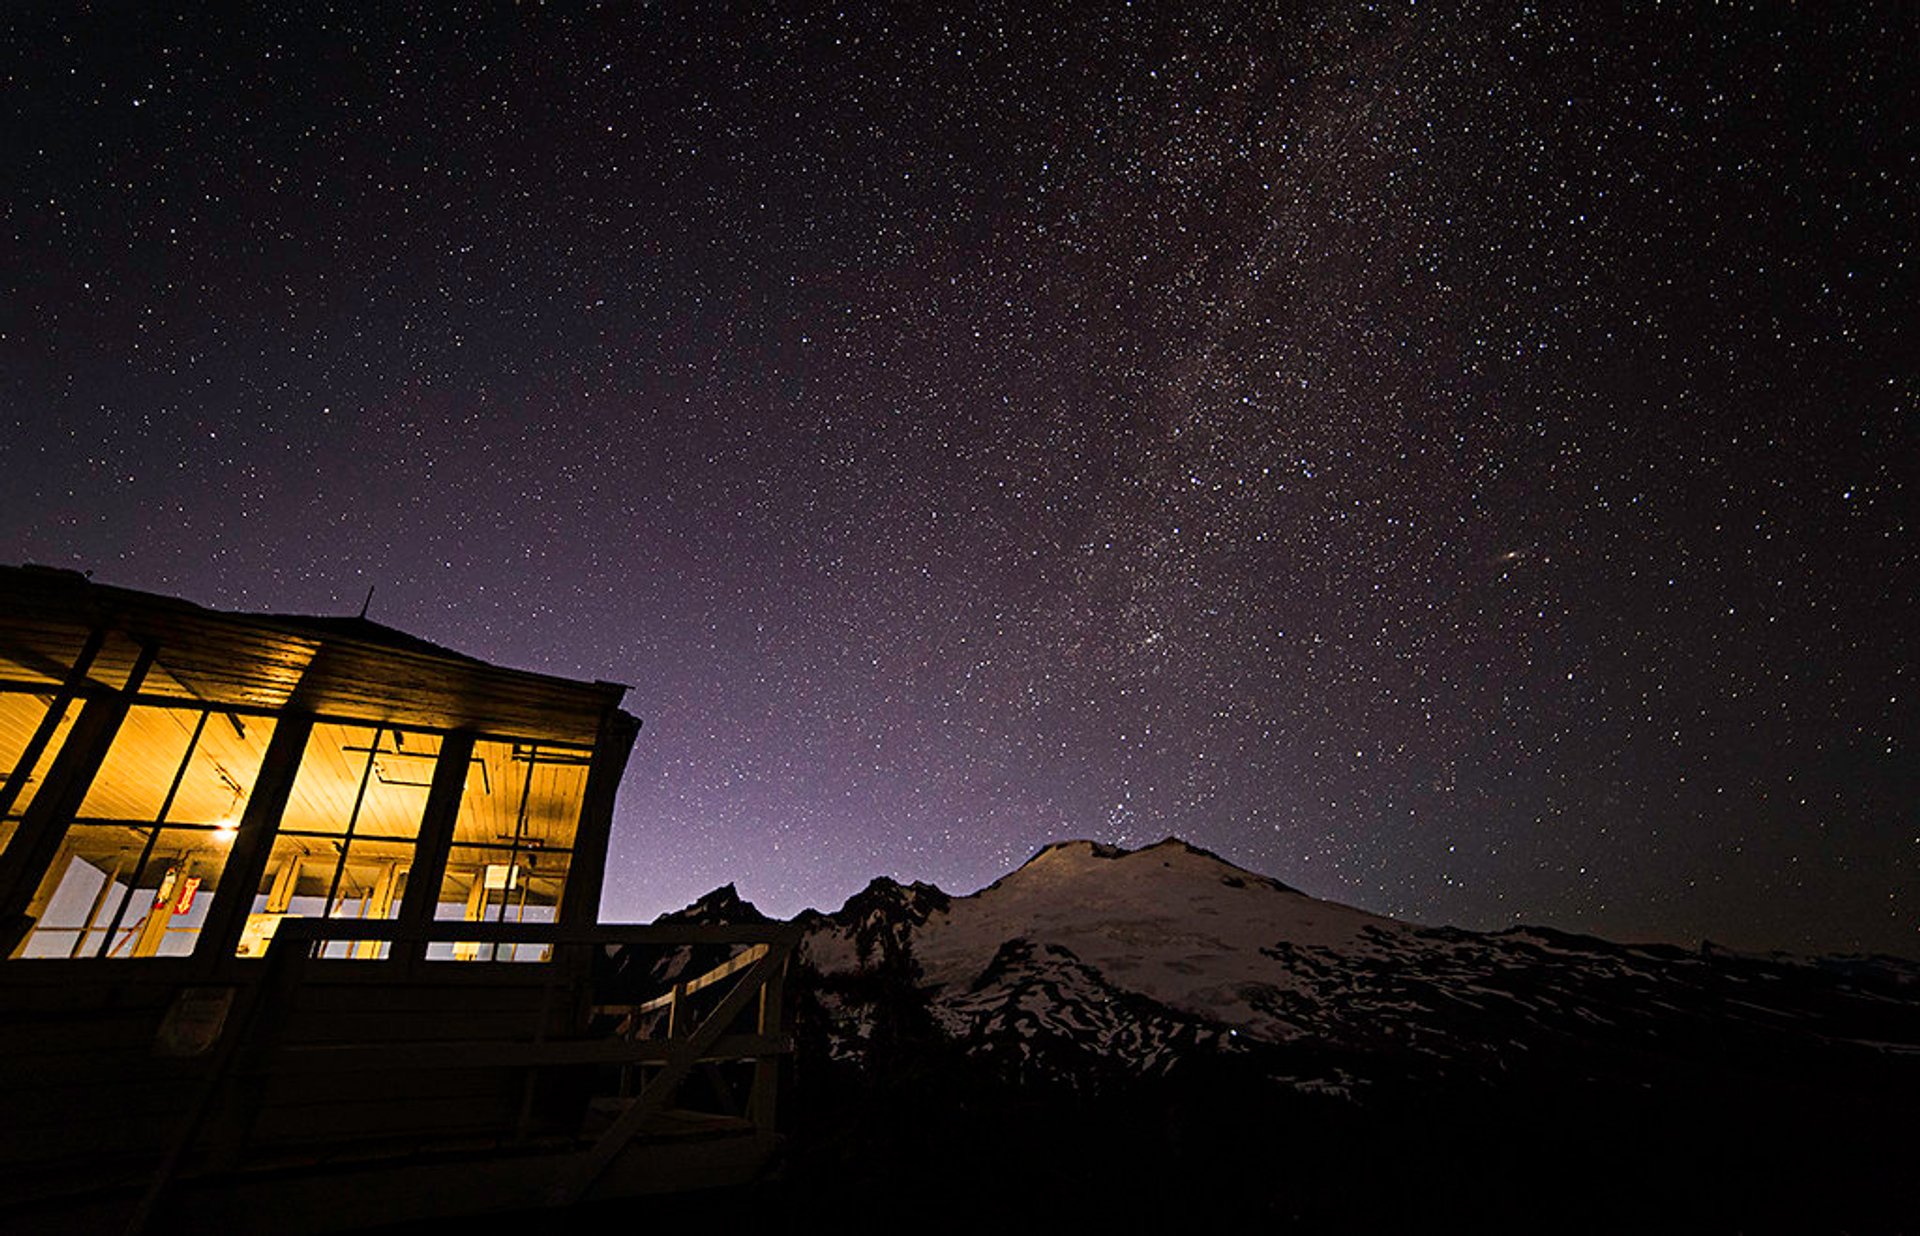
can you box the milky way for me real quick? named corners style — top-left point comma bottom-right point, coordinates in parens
top-left (4, 4), bottom-right (1912, 952)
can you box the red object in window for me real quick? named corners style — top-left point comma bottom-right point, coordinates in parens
top-left (173, 876), bottom-right (202, 917)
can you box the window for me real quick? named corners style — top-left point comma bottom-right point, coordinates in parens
top-left (431, 739), bottom-right (589, 961)
top-left (16, 705), bottom-right (277, 958)
top-left (0, 690), bottom-right (82, 859)
top-left (240, 725), bottom-right (442, 959)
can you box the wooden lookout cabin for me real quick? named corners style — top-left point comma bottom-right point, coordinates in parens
top-left (0, 565), bottom-right (795, 1233)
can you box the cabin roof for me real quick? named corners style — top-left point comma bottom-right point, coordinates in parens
top-left (0, 565), bottom-right (631, 746)
top-left (252, 612), bottom-right (490, 665)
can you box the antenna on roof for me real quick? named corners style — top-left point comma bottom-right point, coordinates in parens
top-left (358, 585), bottom-right (376, 620)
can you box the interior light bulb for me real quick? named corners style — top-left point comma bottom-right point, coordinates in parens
top-left (214, 785), bottom-right (244, 839)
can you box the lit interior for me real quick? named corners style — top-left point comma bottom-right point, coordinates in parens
top-left (17, 703), bottom-right (277, 958)
top-left (429, 739), bottom-right (588, 962)
top-left (4, 641), bottom-right (593, 962)
top-left (0, 574), bottom-right (620, 965)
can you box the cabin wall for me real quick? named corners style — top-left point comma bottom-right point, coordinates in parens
top-left (0, 968), bottom-right (211, 1203)
top-left (0, 954), bottom-right (598, 1206)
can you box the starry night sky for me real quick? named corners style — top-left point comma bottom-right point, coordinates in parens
top-left (4, 4), bottom-right (1913, 954)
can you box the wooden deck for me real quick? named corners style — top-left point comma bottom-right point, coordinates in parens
top-left (0, 920), bottom-right (797, 1235)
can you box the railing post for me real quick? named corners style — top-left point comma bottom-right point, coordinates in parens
top-left (666, 980), bottom-right (686, 1038)
top-left (748, 949), bottom-right (787, 1131)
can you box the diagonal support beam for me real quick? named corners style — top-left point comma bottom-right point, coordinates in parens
top-left (550, 943), bottom-right (787, 1207)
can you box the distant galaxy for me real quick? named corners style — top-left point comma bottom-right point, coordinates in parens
top-left (3, 4), bottom-right (1912, 953)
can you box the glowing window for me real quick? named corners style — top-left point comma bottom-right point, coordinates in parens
top-left (241, 725), bottom-right (442, 959)
top-left (0, 692), bottom-right (83, 859)
top-left (16, 705), bottom-right (276, 959)
top-left (430, 739), bottom-right (589, 962)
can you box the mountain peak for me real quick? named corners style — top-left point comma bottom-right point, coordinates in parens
top-left (836, 875), bottom-right (952, 924)
top-left (1008, 836), bottom-right (1300, 895)
top-left (653, 882), bottom-right (770, 926)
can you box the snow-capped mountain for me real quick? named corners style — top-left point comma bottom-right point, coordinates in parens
top-left (618, 837), bottom-right (1919, 1229)
top-left (634, 836), bottom-right (1920, 1098)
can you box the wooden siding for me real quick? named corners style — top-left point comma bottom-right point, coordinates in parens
top-left (0, 566), bottom-right (628, 745)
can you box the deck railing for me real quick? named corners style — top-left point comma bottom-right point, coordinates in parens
top-left (131, 918), bottom-right (799, 1231)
